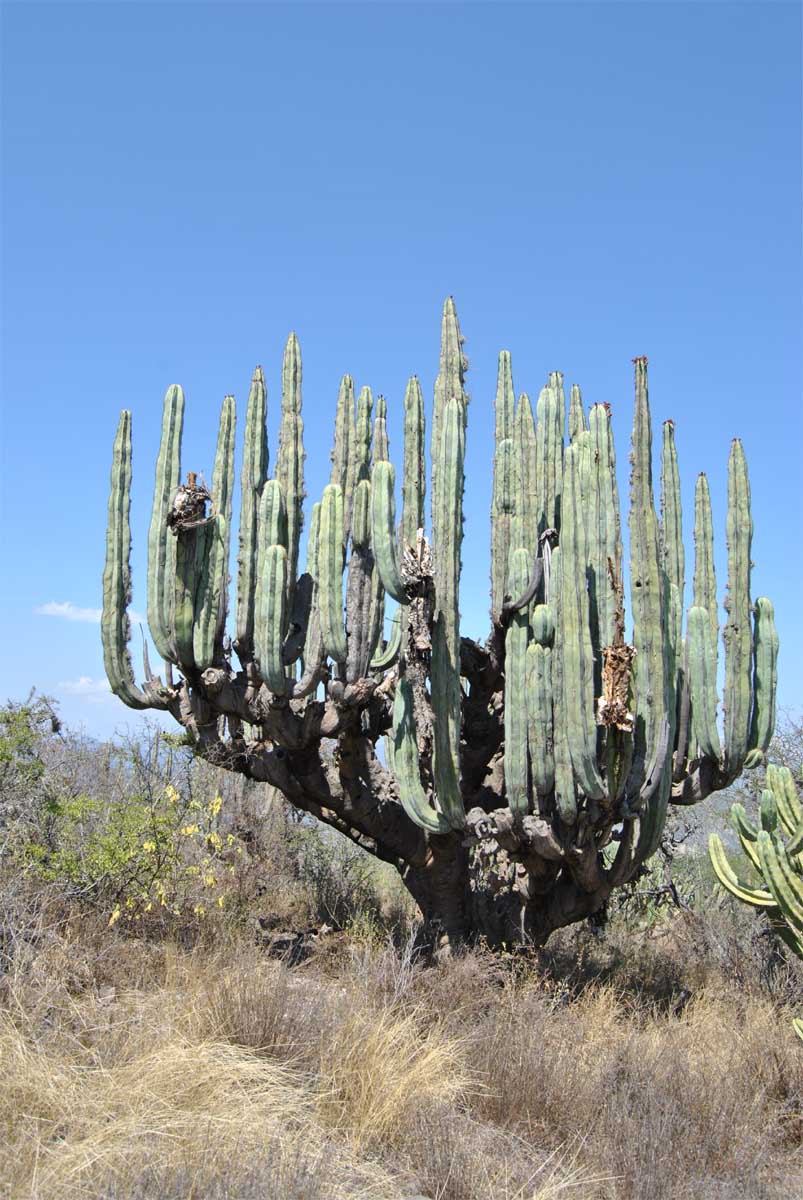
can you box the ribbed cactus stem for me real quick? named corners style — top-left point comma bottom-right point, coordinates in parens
top-left (291, 501), bottom-right (324, 699)
top-left (392, 679), bottom-right (451, 834)
top-left (354, 386), bottom-right (373, 481)
top-left (236, 367), bottom-right (268, 656)
top-left (504, 547), bottom-right (531, 814)
top-left (173, 520), bottom-right (208, 669)
top-left (515, 391), bottom-right (537, 558)
top-left (147, 385), bottom-right (184, 664)
top-left (708, 832), bottom-right (776, 907)
top-left (528, 603), bottom-right (555, 799)
top-left (757, 831), bottom-right (803, 933)
top-left (769, 764), bottom-right (802, 837)
top-left (351, 478), bottom-right (371, 550)
top-left (568, 383), bottom-right (587, 443)
top-left (693, 473), bottom-right (718, 659)
top-left (491, 351), bottom-right (515, 620)
top-left (277, 332), bottom-right (305, 606)
top-left (535, 372), bottom-right (564, 535)
top-left (255, 545), bottom-right (289, 694)
top-left (102, 411), bottom-right (151, 710)
top-left (587, 403), bottom-right (623, 658)
top-left (560, 441), bottom-right (606, 800)
top-left (686, 606), bottom-right (722, 761)
top-left (660, 420), bottom-right (684, 657)
top-left (628, 358), bottom-right (668, 776)
top-left (430, 365), bottom-right (467, 830)
top-left (723, 439), bottom-right (753, 774)
top-left (373, 394), bottom-right (389, 465)
top-left (330, 374), bottom-right (355, 550)
top-left (370, 607), bottom-right (402, 671)
top-left (365, 398), bottom-right (389, 666)
top-left (193, 394), bottom-right (236, 669)
top-left (258, 478), bottom-right (288, 550)
top-left (431, 296), bottom-right (468, 528)
top-left (745, 597), bottom-right (779, 765)
top-left (319, 484), bottom-right (348, 663)
top-left (401, 376), bottom-right (425, 547)
top-left (549, 546), bottom-right (577, 823)
top-left (344, 384), bottom-right (375, 685)
top-left (371, 461), bottom-right (407, 602)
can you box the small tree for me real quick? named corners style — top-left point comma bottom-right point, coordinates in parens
top-left (101, 299), bottom-right (778, 951)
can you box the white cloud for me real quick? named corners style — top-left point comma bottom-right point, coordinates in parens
top-left (57, 676), bottom-right (113, 703)
top-left (36, 601), bottom-right (145, 625)
top-left (37, 601), bottom-right (102, 623)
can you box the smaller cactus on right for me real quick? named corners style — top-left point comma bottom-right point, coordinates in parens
top-left (709, 764), bottom-right (803, 1041)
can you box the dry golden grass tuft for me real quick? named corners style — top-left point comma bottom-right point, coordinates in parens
top-left (1, 897), bottom-right (801, 1199)
top-left (0, 976), bottom-right (404, 1199)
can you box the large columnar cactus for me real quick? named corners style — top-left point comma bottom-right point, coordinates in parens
top-left (709, 765), bottom-right (803, 1041)
top-left (102, 300), bottom-right (778, 950)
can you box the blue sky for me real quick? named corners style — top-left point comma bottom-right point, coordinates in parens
top-left (2, 0), bottom-right (801, 739)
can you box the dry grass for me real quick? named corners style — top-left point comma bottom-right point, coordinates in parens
top-left (1, 884), bottom-right (801, 1200)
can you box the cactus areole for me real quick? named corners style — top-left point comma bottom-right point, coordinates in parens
top-left (102, 300), bottom-right (778, 952)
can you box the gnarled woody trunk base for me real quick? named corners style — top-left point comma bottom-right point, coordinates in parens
top-left (401, 838), bottom-right (611, 953)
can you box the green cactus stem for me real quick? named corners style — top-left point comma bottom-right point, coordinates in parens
top-left (723, 439), bottom-right (753, 775)
top-left (236, 367), bottom-right (268, 657)
top-left (568, 383), bottom-right (587, 443)
top-left (371, 461), bottom-right (407, 603)
top-left (535, 372), bottom-right (564, 536)
top-left (587, 403), bottom-right (623, 664)
top-left (686, 606), bottom-right (722, 762)
top-left (401, 376), bottom-right (426, 548)
top-left (193, 394), bottom-right (236, 670)
top-left (370, 607), bottom-right (402, 671)
top-left (255, 545), bottom-right (289, 695)
top-left (318, 483), bottom-right (348, 664)
top-left (276, 332), bottom-right (305, 608)
top-left (528, 603), bottom-right (555, 799)
top-left (708, 832), bottom-right (777, 907)
top-left (505, 547), bottom-right (531, 814)
top-left (290, 501), bottom-right (325, 698)
top-left (102, 412), bottom-right (154, 710)
top-left (147, 385), bottom-right (184, 665)
top-left (430, 391), bottom-right (466, 831)
top-left (392, 678), bottom-right (451, 834)
top-left (491, 351), bottom-right (515, 620)
top-left (628, 357), bottom-right (669, 782)
top-left (745, 597), bottom-right (779, 766)
top-left (514, 391), bottom-right (537, 559)
top-left (560, 441), bottom-right (606, 800)
top-left (660, 419), bottom-right (684, 657)
top-left (549, 545), bottom-right (577, 824)
top-left (330, 374), bottom-right (356, 549)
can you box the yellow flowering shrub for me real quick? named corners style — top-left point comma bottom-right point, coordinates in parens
top-left (18, 784), bottom-right (237, 927)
